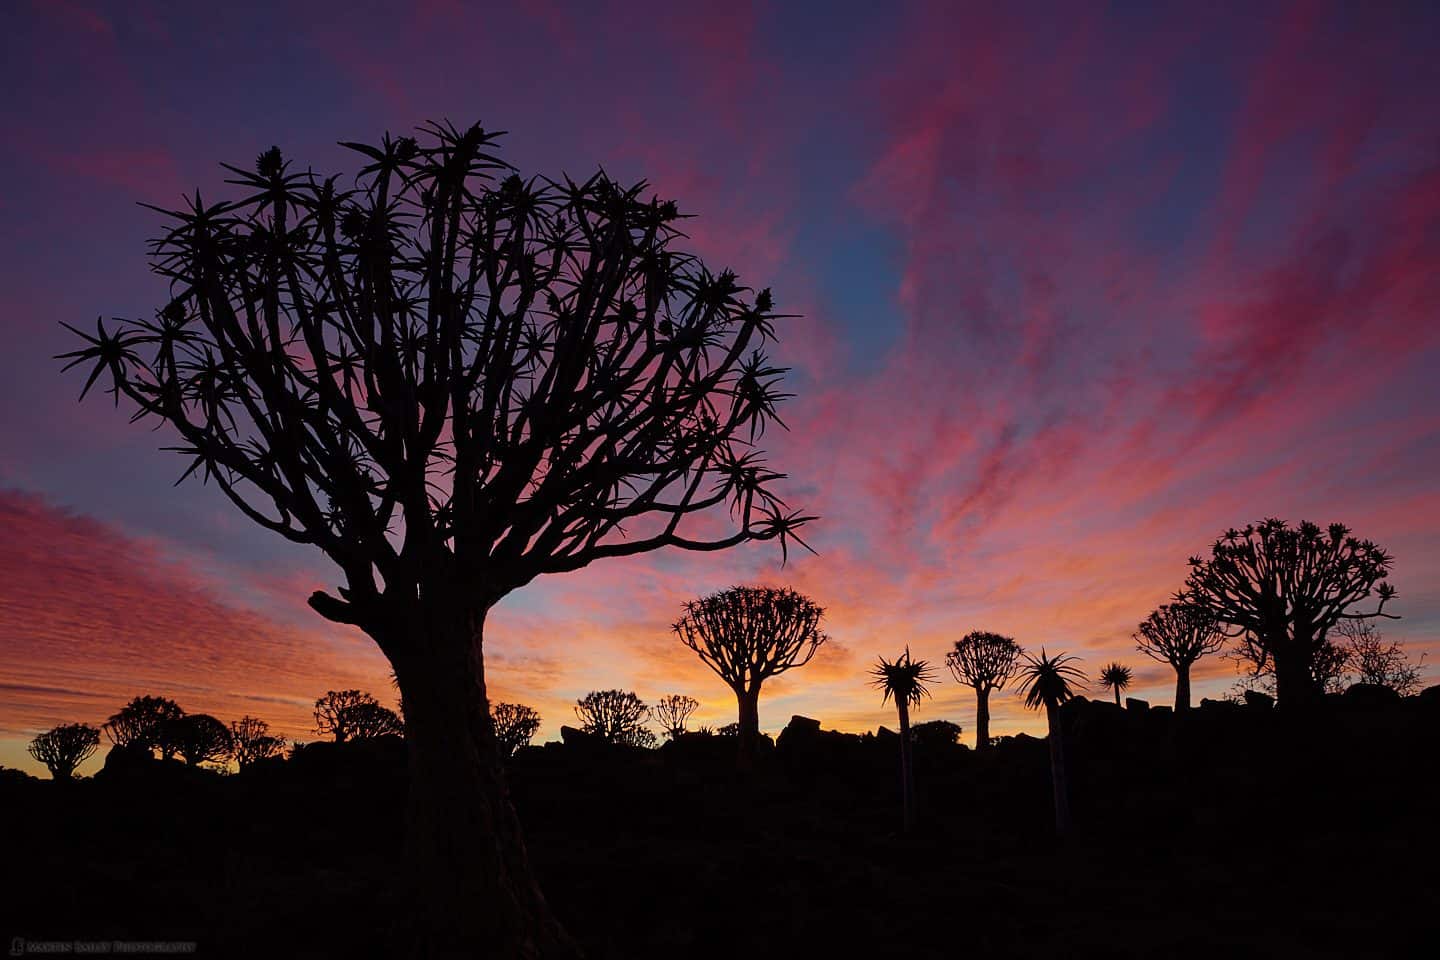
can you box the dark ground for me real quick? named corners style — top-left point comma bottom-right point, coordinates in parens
top-left (4, 687), bottom-right (1437, 958)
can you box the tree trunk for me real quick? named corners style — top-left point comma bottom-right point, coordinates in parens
top-left (1274, 646), bottom-right (1316, 707)
top-left (1113, 686), bottom-right (1121, 706)
top-left (1045, 702), bottom-right (1071, 837)
top-left (734, 685), bottom-right (761, 769)
top-left (974, 687), bottom-right (991, 752)
top-left (390, 605), bottom-right (579, 959)
top-left (897, 701), bottom-right (915, 832)
top-left (1174, 661), bottom-right (1191, 711)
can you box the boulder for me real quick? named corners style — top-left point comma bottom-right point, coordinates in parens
top-left (1125, 697), bottom-right (1150, 713)
top-left (560, 725), bottom-right (602, 747)
top-left (97, 743), bottom-right (156, 779)
top-left (1242, 690), bottom-right (1275, 710)
top-left (776, 715), bottom-right (822, 751)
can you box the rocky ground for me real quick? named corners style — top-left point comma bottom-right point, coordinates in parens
top-left (4, 686), bottom-right (1437, 958)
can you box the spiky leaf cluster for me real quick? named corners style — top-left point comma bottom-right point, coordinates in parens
top-left (59, 121), bottom-right (811, 631)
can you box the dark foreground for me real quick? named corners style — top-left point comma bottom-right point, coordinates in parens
top-left (5, 687), bottom-right (1438, 959)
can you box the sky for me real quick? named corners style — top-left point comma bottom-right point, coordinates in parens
top-left (2, 0), bottom-right (1438, 776)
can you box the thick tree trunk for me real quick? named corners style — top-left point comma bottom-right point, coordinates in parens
top-left (897, 702), bottom-right (915, 832)
top-left (974, 688), bottom-right (991, 752)
top-left (390, 606), bottom-right (579, 959)
top-left (1274, 647), bottom-right (1316, 707)
top-left (1174, 661), bottom-right (1192, 711)
top-left (1045, 703), bottom-right (1071, 837)
top-left (734, 685), bottom-right (761, 768)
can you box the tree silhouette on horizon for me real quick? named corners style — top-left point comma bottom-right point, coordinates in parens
top-left (491, 703), bottom-right (542, 759)
top-left (1184, 520), bottom-right (1397, 705)
top-left (1134, 598), bottom-right (1225, 710)
top-left (174, 713), bottom-right (234, 766)
top-left (103, 696), bottom-right (184, 760)
top-left (650, 694), bottom-right (700, 741)
top-left (673, 585), bottom-right (827, 766)
top-left (1335, 620), bottom-right (1425, 695)
top-left (945, 631), bottom-right (1022, 752)
top-left (574, 690), bottom-right (653, 747)
top-left (870, 647), bottom-right (940, 833)
top-left (58, 119), bottom-right (810, 956)
top-left (230, 716), bottom-right (286, 768)
top-left (28, 723), bottom-right (100, 780)
top-left (1017, 649), bottom-right (1084, 837)
top-left (1098, 663), bottom-right (1133, 706)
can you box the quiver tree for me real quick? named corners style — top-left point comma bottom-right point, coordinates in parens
top-left (347, 701), bottom-right (405, 740)
top-left (1134, 599), bottom-right (1225, 710)
top-left (313, 690), bottom-right (382, 743)
top-left (58, 120), bottom-right (810, 956)
top-left (1098, 663), bottom-right (1133, 706)
top-left (1184, 520), bottom-right (1398, 705)
top-left (103, 696), bottom-right (184, 759)
top-left (174, 713), bottom-right (233, 766)
top-left (674, 585), bottom-right (826, 761)
top-left (651, 694), bottom-right (700, 740)
top-left (491, 703), bottom-right (542, 758)
top-left (230, 716), bottom-right (286, 767)
top-left (944, 631), bottom-right (1022, 752)
top-left (1017, 649), bottom-right (1085, 837)
top-left (28, 723), bottom-right (101, 780)
top-left (574, 690), bottom-right (653, 747)
top-left (870, 648), bottom-right (940, 833)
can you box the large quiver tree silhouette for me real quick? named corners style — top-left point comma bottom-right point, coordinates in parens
top-left (673, 585), bottom-right (826, 763)
top-left (944, 631), bottom-right (1022, 752)
top-left (1017, 649), bottom-right (1084, 837)
top-left (59, 120), bottom-right (810, 957)
top-left (1183, 520), bottom-right (1397, 706)
top-left (28, 723), bottom-right (101, 780)
top-left (102, 696), bottom-right (184, 759)
top-left (1134, 598), bottom-right (1224, 710)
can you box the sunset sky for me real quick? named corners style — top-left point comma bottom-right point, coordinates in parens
top-left (3, 1), bottom-right (1438, 776)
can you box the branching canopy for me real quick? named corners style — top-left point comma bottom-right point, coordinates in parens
top-left (174, 713), bottom-right (234, 766)
top-left (28, 723), bottom-right (101, 779)
top-left (1135, 598), bottom-right (1224, 668)
top-left (674, 585), bottom-right (826, 694)
top-left (1183, 520), bottom-right (1397, 678)
top-left (650, 694), bottom-right (700, 739)
top-left (490, 702), bottom-right (542, 757)
top-left (945, 631), bottom-right (1023, 692)
top-left (574, 689), bottom-right (652, 747)
top-left (58, 122), bottom-right (812, 641)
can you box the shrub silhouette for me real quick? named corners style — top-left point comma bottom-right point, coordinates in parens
top-left (1336, 620), bottom-right (1425, 695)
top-left (173, 714), bottom-right (233, 767)
top-left (28, 723), bottom-right (100, 780)
top-left (909, 718), bottom-right (962, 750)
top-left (651, 694), bottom-right (700, 741)
top-left (870, 648), bottom-right (940, 833)
top-left (1018, 649), bottom-right (1085, 837)
top-left (674, 585), bottom-right (826, 764)
top-left (945, 631), bottom-right (1023, 751)
top-left (491, 703), bottom-right (541, 758)
top-left (575, 690), bottom-right (654, 747)
top-left (59, 120), bottom-right (809, 955)
top-left (103, 696), bottom-right (184, 759)
top-left (1135, 599), bottom-right (1225, 710)
top-left (345, 702), bottom-right (404, 741)
top-left (1184, 520), bottom-right (1398, 705)
top-left (230, 717), bottom-right (285, 768)
top-left (1098, 663), bottom-right (1133, 705)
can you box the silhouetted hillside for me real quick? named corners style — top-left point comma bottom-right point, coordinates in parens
top-left (6, 689), bottom-right (1438, 958)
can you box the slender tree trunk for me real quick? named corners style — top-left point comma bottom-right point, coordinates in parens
top-left (1174, 661), bottom-right (1191, 711)
top-left (735, 684), bottom-right (761, 769)
top-left (897, 701), bottom-right (915, 833)
top-left (1113, 686), bottom-right (1121, 706)
top-left (974, 687), bottom-right (991, 752)
top-left (1045, 702), bottom-right (1071, 837)
top-left (390, 604), bottom-right (579, 959)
